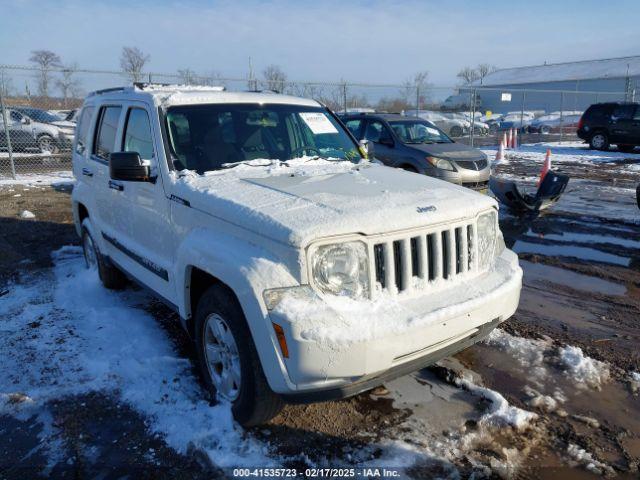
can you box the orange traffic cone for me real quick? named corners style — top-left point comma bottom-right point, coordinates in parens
top-left (507, 129), bottom-right (513, 149)
top-left (538, 149), bottom-right (551, 185)
top-left (495, 141), bottom-right (504, 162)
top-left (512, 129), bottom-right (518, 149)
top-left (502, 132), bottom-right (509, 150)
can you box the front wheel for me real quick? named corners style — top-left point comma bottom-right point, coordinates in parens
top-left (589, 132), bottom-right (609, 151)
top-left (195, 285), bottom-right (283, 426)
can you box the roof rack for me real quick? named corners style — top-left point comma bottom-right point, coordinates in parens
top-left (134, 82), bottom-right (226, 92)
top-left (88, 86), bottom-right (126, 97)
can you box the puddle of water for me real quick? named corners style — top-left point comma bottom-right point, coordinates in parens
top-left (520, 260), bottom-right (627, 296)
top-left (513, 240), bottom-right (631, 267)
top-left (528, 230), bottom-right (640, 250)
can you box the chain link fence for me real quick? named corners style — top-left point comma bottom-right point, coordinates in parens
top-left (0, 64), bottom-right (630, 178)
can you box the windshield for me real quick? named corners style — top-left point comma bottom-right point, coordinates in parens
top-left (165, 103), bottom-right (361, 173)
top-left (19, 108), bottom-right (60, 123)
top-left (389, 121), bottom-right (452, 144)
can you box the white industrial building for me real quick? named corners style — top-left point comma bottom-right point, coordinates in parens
top-left (458, 56), bottom-right (639, 114)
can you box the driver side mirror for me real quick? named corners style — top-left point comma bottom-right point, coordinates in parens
top-left (109, 152), bottom-right (152, 182)
top-left (359, 139), bottom-right (375, 159)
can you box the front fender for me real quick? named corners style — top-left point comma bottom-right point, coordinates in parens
top-left (174, 228), bottom-right (300, 393)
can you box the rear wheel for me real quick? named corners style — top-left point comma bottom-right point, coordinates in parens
top-left (618, 144), bottom-right (636, 153)
top-left (589, 132), bottom-right (609, 150)
top-left (81, 218), bottom-right (126, 289)
top-left (37, 134), bottom-right (59, 154)
top-left (450, 126), bottom-right (463, 137)
top-left (194, 285), bottom-right (283, 426)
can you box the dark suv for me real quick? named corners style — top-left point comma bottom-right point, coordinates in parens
top-left (577, 102), bottom-right (640, 152)
top-left (340, 113), bottom-right (490, 191)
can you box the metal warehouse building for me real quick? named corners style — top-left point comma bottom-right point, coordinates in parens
top-left (464, 56), bottom-right (640, 114)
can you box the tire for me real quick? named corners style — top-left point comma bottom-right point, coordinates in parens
top-left (37, 134), bottom-right (59, 154)
top-left (450, 126), bottom-right (463, 137)
top-left (194, 285), bottom-right (283, 426)
top-left (540, 126), bottom-right (550, 135)
top-left (81, 218), bottom-right (127, 290)
top-left (401, 165), bottom-right (418, 173)
top-left (589, 132), bottom-right (609, 151)
top-left (618, 144), bottom-right (636, 153)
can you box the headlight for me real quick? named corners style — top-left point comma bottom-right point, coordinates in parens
top-left (310, 241), bottom-right (369, 298)
top-left (477, 211), bottom-right (497, 269)
top-left (426, 156), bottom-right (455, 171)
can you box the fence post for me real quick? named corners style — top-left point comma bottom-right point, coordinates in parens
top-left (342, 82), bottom-right (347, 113)
top-left (0, 68), bottom-right (16, 180)
top-left (469, 89), bottom-right (476, 147)
top-left (559, 91), bottom-right (565, 145)
top-left (520, 90), bottom-right (526, 137)
top-left (415, 84), bottom-right (420, 116)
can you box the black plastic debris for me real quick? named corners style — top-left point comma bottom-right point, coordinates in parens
top-left (489, 170), bottom-right (569, 213)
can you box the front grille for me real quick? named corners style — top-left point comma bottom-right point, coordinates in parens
top-left (456, 159), bottom-right (488, 170)
top-left (462, 180), bottom-right (489, 190)
top-left (372, 221), bottom-right (477, 294)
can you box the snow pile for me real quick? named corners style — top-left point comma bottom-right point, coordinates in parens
top-left (0, 171), bottom-right (75, 187)
top-left (484, 328), bottom-right (550, 381)
top-left (457, 376), bottom-right (537, 431)
top-left (523, 386), bottom-right (567, 415)
top-left (19, 210), bottom-right (36, 219)
top-left (630, 372), bottom-right (640, 393)
top-left (566, 443), bottom-right (614, 476)
top-left (558, 345), bottom-right (610, 389)
top-left (0, 247), bottom-right (272, 468)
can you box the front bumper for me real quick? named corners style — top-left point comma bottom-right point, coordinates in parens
top-left (270, 248), bottom-right (522, 398)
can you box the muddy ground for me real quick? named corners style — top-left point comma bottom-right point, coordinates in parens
top-left (0, 143), bottom-right (639, 479)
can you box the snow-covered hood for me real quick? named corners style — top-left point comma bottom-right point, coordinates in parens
top-left (173, 159), bottom-right (496, 247)
top-left (52, 120), bottom-right (76, 132)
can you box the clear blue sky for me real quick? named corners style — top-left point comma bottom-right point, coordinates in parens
top-left (3, 0), bottom-right (639, 86)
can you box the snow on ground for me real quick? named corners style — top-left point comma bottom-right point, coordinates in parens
top-left (630, 372), bottom-right (640, 393)
top-left (558, 345), bottom-right (610, 390)
top-left (485, 328), bottom-right (611, 390)
top-left (566, 443), bottom-right (615, 476)
top-left (484, 141), bottom-right (640, 171)
top-left (0, 171), bottom-right (75, 187)
top-left (0, 247), bottom-right (272, 469)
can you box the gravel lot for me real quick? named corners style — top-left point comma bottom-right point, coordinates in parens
top-left (1, 142), bottom-right (639, 479)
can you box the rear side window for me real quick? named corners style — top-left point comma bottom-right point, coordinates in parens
top-left (75, 106), bottom-right (94, 154)
top-left (122, 108), bottom-right (154, 160)
top-left (584, 105), bottom-right (611, 121)
top-left (93, 106), bottom-right (122, 160)
top-left (612, 105), bottom-right (635, 120)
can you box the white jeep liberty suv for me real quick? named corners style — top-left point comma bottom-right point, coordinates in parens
top-left (71, 84), bottom-right (522, 426)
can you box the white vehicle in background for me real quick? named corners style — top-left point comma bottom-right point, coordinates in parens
top-left (405, 110), bottom-right (469, 137)
top-left (4, 107), bottom-right (75, 153)
top-left (72, 84), bottom-right (522, 426)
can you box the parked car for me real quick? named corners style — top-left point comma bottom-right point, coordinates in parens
top-left (452, 112), bottom-right (490, 135)
top-left (405, 110), bottom-right (469, 137)
top-left (489, 113), bottom-right (534, 133)
top-left (0, 112), bottom-right (41, 152)
top-left (12, 107), bottom-right (76, 152)
top-left (528, 114), bottom-right (582, 134)
top-left (339, 113), bottom-right (491, 192)
top-left (49, 109), bottom-right (74, 121)
top-left (577, 102), bottom-right (640, 151)
top-left (72, 85), bottom-right (522, 425)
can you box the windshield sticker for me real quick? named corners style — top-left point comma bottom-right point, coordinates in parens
top-left (298, 112), bottom-right (338, 134)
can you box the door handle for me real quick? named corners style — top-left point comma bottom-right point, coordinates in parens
top-left (108, 180), bottom-right (124, 191)
top-left (81, 167), bottom-right (93, 177)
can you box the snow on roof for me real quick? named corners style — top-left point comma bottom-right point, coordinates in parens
top-left (475, 56), bottom-right (640, 87)
top-left (88, 85), bottom-right (320, 108)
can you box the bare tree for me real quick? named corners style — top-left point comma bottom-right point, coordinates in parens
top-left (262, 65), bottom-right (287, 92)
top-left (413, 71), bottom-right (431, 110)
top-left (0, 74), bottom-right (13, 98)
top-left (56, 63), bottom-right (81, 107)
top-left (29, 50), bottom-right (61, 97)
top-left (457, 66), bottom-right (480, 85)
top-left (178, 68), bottom-right (197, 85)
top-left (476, 63), bottom-right (497, 84)
top-left (120, 46), bottom-right (150, 82)
top-left (457, 64), bottom-right (497, 85)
